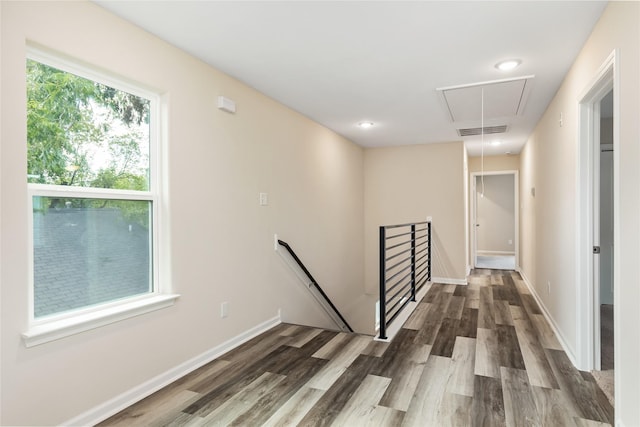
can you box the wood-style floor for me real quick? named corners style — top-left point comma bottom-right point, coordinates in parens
top-left (99, 270), bottom-right (614, 426)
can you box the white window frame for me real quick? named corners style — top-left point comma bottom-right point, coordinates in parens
top-left (22, 48), bottom-right (178, 347)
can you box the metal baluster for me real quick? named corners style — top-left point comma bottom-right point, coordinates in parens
top-left (410, 224), bottom-right (416, 302)
top-left (427, 222), bottom-right (432, 281)
top-left (379, 226), bottom-right (387, 340)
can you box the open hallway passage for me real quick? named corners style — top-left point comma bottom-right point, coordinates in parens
top-left (100, 269), bottom-right (613, 426)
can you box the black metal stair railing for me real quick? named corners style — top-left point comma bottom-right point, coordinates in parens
top-left (378, 220), bottom-right (431, 340)
top-left (277, 239), bottom-right (354, 333)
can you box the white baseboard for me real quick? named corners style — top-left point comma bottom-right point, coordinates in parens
top-left (477, 250), bottom-right (516, 256)
top-left (431, 276), bottom-right (468, 285)
top-left (516, 268), bottom-right (577, 366)
top-left (375, 282), bottom-right (431, 342)
top-left (62, 314), bottom-right (282, 427)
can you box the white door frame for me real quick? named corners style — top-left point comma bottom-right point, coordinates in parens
top-left (470, 170), bottom-right (519, 269)
top-left (576, 49), bottom-right (619, 372)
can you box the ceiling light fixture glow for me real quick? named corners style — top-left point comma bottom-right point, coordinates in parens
top-left (495, 59), bottom-right (521, 71)
top-left (490, 140), bottom-right (501, 146)
top-left (358, 121), bottom-right (374, 129)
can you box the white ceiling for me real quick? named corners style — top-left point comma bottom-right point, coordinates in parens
top-left (95, 1), bottom-right (607, 157)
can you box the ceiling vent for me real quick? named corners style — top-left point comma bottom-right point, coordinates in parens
top-left (436, 76), bottom-right (534, 138)
top-left (457, 125), bottom-right (508, 137)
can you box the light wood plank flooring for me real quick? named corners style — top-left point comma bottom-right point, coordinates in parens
top-left (99, 270), bottom-right (613, 426)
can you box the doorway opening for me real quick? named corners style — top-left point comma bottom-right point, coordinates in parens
top-left (597, 90), bottom-right (614, 373)
top-left (577, 50), bottom-right (617, 405)
top-left (470, 171), bottom-right (519, 271)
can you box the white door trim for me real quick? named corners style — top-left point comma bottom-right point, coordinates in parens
top-left (469, 170), bottom-right (519, 269)
top-left (575, 49), bottom-right (619, 372)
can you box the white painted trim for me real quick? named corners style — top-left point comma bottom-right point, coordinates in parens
top-left (477, 250), bottom-right (516, 256)
top-left (23, 294), bottom-right (180, 347)
top-left (28, 184), bottom-right (154, 200)
top-left (575, 49), bottom-right (618, 372)
top-left (464, 150), bottom-right (470, 289)
top-left (431, 276), bottom-right (468, 285)
top-left (375, 282), bottom-right (431, 341)
top-left (25, 47), bottom-right (169, 343)
top-left (436, 75), bottom-right (536, 125)
top-left (469, 170), bottom-right (519, 270)
top-left (610, 54), bottom-right (621, 426)
top-left (471, 173), bottom-right (477, 268)
top-left (436, 74), bottom-right (536, 92)
top-left (61, 314), bottom-right (282, 427)
top-left (517, 268), bottom-right (577, 365)
top-left (27, 44), bottom-right (161, 99)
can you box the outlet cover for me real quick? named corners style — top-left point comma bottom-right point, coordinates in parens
top-left (221, 302), bottom-right (229, 318)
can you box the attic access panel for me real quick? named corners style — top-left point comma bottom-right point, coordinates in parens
top-left (437, 76), bottom-right (534, 124)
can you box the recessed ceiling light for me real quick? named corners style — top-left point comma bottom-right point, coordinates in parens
top-left (490, 140), bottom-right (501, 146)
top-left (358, 121), bottom-right (374, 129)
top-left (495, 59), bottom-right (521, 71)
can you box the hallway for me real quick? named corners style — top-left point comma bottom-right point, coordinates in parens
top-left (99, 269), bottom-right (613, 426)
top-left (475, 255), bottom-right (516, 271)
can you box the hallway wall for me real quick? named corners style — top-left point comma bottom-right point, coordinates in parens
top-left (364, 142), bottom-right (467, 293)
top-left (0, 2), bottom-right (365, 425)
top-left (518, 2), bottom-right (640, 425)
top-left (468, 154), bottom-right (520, 173)
top-left (468, 155), bottom-right (519, 268)
top-left (475, 174), bottom-right (515, 255)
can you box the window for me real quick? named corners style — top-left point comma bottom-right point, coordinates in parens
top-left (23, 50), bottom-right (175, 346)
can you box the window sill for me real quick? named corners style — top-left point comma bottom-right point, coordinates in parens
top-left (22, 294), bottom-right (180, 348)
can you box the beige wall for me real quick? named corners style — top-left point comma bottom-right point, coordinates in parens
top-left (468, 154), bottom-right (520, 173)
top-left (519, 2), bottom-right (640, 425)
top-left (364, 142), bottom-right (467, 292)
top-left (475, 175), bottom-right (515, 254)
top-left (0, 2), bottom-right (365, 425)
top-left (468, 154), bottom-right (519, 266)
top-left (520, 138), bottom-right (537, 292)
